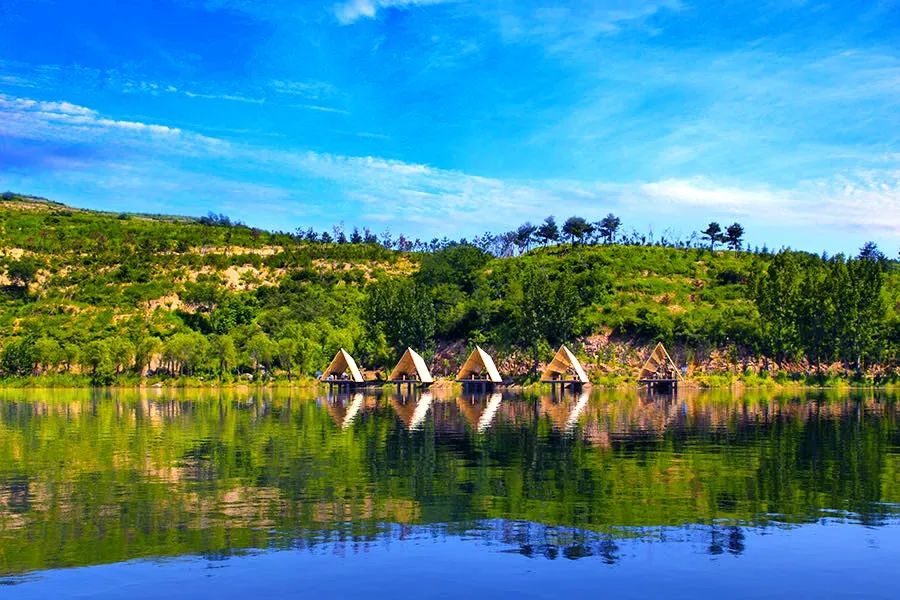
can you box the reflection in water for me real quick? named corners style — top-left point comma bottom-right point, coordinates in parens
top-left (0, 387), bottom-right (898, 580)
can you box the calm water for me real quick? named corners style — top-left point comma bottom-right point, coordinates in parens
top-left (1, 387), bottom-right (898, 598)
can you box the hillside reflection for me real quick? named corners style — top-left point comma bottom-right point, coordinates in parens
top-left (0, 387), bottom-right (898, 575)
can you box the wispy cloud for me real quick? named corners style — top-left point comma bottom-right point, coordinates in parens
top-left (2, 93), bottom-right (898, 245)
top-left (334, 0), bottom-right (453, 25)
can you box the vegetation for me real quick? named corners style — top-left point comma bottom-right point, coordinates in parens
top-left (0, 193), bottom-right (897, 385)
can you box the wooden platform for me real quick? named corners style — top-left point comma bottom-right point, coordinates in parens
top-left (639, 378), bottom-right (679, 391)
top-left (387, 379), bottom-right (432, 391)
top-left (457, 379), bottom-right (499, 391)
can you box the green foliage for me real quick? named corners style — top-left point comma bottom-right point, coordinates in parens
top-left (367, 278), bottom-right (437, 357)
top-left (753, 250), bottom-right (891, 371)
top-left (0, 198), bottom-right (897, 383)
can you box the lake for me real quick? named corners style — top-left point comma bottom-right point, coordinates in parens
top-left (1, 387), bottom-right (898, 599)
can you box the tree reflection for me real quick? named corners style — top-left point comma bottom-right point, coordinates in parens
top-left (0, 387), bottom-right (897, 575)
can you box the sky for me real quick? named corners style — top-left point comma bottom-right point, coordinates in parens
top-left (0, 0), bottom-right (898, 253)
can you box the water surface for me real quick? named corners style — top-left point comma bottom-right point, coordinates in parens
top-left (1, 387), bottom-right (898, 598)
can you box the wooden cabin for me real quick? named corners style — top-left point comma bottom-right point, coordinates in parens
top-left (456, 346), bottom-right (503, 388)
top-left (638, 342), bottom-right (683, 391)
top-left (320, 348), bottom-right (365, 387)
top-left (388, 348), bottom-right (434, 386)
top-left (541, 344), bottom-right (590, 387)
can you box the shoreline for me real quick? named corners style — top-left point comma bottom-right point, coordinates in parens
top-left (0, 376), bottom-right (896, 391)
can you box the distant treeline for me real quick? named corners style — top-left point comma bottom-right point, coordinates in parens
top-left (291, 214), bottom-right (750, 256)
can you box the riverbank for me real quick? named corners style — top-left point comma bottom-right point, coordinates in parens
top-left (1, 372), bottom-right (896, 390)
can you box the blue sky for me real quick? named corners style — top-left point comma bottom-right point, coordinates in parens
top-left (0, 0), bottom-right (898, 253)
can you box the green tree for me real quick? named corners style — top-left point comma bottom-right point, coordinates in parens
top-left (210, 334), bottom-right (238, 378)
top-left (82, 340), bottom-right (116, 384)
top-left (135, 336), bottom-right (163, 374)
top-left (163, 332), bottom-right (210, 376)
top-left (724, 223), bottom-right (744, 251)
top-left (702, 222), bottom-right (724, 251)
top-left (33, 337), bottom-right (63, 373)
top-left (245, 331), bottom-right (276, 376)
top-left (513, 265), bottom-right (580, 370)
top-left (562, 216), bottom-right (594, 245)
top-left (597, 214), bottom-right (621, 244)
top-left (753, 252), bottom-right (804, 364)
top-left (367, 279), bottom-right (437, 356)
top-left (5, 257), bottom-right (39, 289)
top-left (1, 337), bottom-right (36, 376)
top-left (536, 216), bottom-right (559, 246)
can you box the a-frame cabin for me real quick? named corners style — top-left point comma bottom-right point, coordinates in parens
top-left (456, 346), bottom-right (503, 389)
top-left (320, 348), bottom-right (366, 388)
top-left (541, 344), bottom-right (590, 388)
top-left (638, 342), bottom-right (683, 391)
top-left (388, 348), bottom-right (434, 387)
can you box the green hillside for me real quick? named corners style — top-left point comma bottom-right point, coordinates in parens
top-left (0, 193), bottom-right (897, 385)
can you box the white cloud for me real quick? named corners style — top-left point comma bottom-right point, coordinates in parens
top-left (334, 0), bottom-right (452, 25)
top-left (3, 93), bottom-right (898, 245)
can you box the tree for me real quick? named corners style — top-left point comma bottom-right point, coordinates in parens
top-left (1, 337), bottom-right (36, 376)
top-left (33, 337), bottom-right (63, 373)
top-left (536, 216), bottom-right (560, 246)
top-left (210, 334), bottom-right (237, 378)
top-left (245, 331), bottom-right (276, 376)
top-left (277, 337), bottom-right (300, 380)
top-left (858, 241), bottom-right (884, 262)
top-left (135, 336), bottom-right (163, 374)
top-left (513, 265), bottom-right (580, 371)
top-left (367, 279), bottom-right (436, 355)
top-left (82, 339), bottom-right (115, 383)
top-left (562, 216), bottom-right (594, 245)
top-left (514, 222), bottom-right (538, 254)
top-left (724, 223), bottom-right (744, 251)
top-left (5, 257), bottom-right (39, 289)
top-left (597, 214), bottom-right (621, 244)
top-left (701, 222), bottom-right (723, 251)
top-left (350, 227), bottom-right (363, 244)
top-left (753, 251), bottom-right (804, 363)
top-left (163, 332), bottom-right (209, 376)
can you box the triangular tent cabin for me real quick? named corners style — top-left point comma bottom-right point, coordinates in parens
top-left (456, 346), bottom-right (503, 383)
top-left (541, 345), bottom-right (589, 384)
top-left (388, 348), bottom-right (434, 383)
top-left (320, 348), bottom-right (365, 383)
top-left (638, 343), bottom-right (683, 382)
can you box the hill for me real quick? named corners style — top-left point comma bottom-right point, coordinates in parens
top-left (0, 193), bottom-right (897, 385)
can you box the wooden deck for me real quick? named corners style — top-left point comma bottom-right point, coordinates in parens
top-left (639, 378), bottom-right (679, 391)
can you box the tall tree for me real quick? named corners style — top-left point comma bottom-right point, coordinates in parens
top-left (536, 216), bottom-right (560, 246)
top-left (701, 222), bottom-right (724, 251)
top-left (597, 213), bottom-right (621, 244)
top-left (515, 222), bottom-right (538, 254)
top-left (562, 216), bottom-right (594, 245)
top-left (514, 265), bottom-right (580, 371)
top-left (724, 223), bottom-right (744, 251)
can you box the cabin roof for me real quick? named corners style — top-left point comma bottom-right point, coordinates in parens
top-left (456, 346), bottom-right (503, 383)
top-left (638, 342), bottom-right (683, 381)
top-left (388, 348), bottom-right (434, 383)
top-left (320, 348), bottom-right (365, 383)
top-left (540, 344), bottom-right (590, 383)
